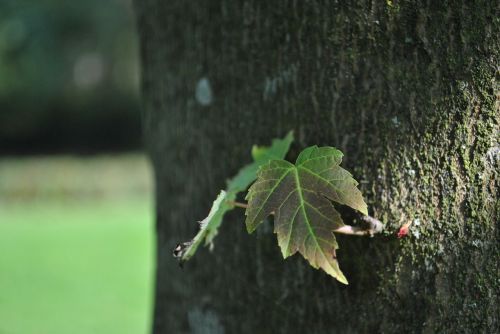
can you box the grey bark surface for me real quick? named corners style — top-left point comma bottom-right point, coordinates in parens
top-left (134, 1), bottom-right (499, 333)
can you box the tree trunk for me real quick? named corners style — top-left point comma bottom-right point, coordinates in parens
top-left (134, 1), bottom-right (499, 333)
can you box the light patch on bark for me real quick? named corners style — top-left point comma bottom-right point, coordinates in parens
top-left (188, 307), bottom-right (225, 334)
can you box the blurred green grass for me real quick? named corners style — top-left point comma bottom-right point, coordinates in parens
top-left (0, 154), bottom-right (154, 334)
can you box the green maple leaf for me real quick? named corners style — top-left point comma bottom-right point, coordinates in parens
top-left (173, 132), bottom-right (294, 263)
top-left (245, 146), bottom-right (368, 284)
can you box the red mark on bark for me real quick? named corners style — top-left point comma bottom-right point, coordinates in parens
top-left (397, 223), bottom-right (411, 238)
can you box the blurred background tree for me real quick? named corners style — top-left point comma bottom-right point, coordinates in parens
top-left (0, 0), bottom-right (141, 154)
top-left (0, 2), bottom-right (153, 333)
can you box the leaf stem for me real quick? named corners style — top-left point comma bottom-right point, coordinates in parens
top-left (228, 201), bottom-right (249, 209)
top-left (228, 200), bottom-right (384, 236)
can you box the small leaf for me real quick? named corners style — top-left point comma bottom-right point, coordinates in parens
top-left (245, 146), bottom-right (367, 284)
top-left (173, 190), bottom-right (227, 262)
top-left (173, 131), bottom-right (294, 263)
top-left (227, 131), bottom-right (294, 193)
top-left (204, 131), bottom-right (294, 246)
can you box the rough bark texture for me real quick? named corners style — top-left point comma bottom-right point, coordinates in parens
top-left (134, 1), bottom-right (499, 333)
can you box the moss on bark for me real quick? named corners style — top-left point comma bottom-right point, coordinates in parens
top-left (134, 1), bottom-right (499, 333)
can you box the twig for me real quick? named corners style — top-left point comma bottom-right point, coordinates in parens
top-left (228, 200), bottom-right (384, 237)
top-left (334, 215), bottom-right (384, 237)
top-left (360, 215), bottom-right (385, 234)
top-left (228, 201), bottom-right (249, 209)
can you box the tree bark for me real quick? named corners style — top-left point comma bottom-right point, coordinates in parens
top-left (134, 1), bottom-right (499, 333)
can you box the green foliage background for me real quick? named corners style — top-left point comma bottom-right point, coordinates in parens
top-left (0, 0), bottom-right (140, 153)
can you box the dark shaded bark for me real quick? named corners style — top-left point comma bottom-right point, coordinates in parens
top-left (134, 1), bottom-right (499, 333)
